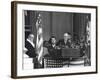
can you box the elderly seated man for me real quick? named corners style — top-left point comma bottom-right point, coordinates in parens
top-left (57, 33), bottom-right (72, 48)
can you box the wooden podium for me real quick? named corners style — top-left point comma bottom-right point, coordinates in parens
top-left (61, 48), bottom-right (80, 58)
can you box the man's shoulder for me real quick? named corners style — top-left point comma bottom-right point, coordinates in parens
top-left (25, 39), bottom-right (32, 47)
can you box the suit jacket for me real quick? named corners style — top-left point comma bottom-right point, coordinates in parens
top-left (47, 44), bottom-right (62, 59)
top-left (25, 40), bottom-right (37, 58)
top-left (57, 39), bottom-right (72, 48)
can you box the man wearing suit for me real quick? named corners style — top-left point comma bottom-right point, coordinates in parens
top-left (25, 34), bottom-right (37, 58)
top-left (47, 36), bottom-right (61, 59)
top-left (57, 33), bottom-right (72, 48)
top-left (25, 34), bottom-right (40, 68)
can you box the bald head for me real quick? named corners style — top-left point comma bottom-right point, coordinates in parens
top-left (63, 33), bottom-right (71, 41)
top-left (64, 33), bottom-right (69, 37)
top-left (28, 34), bottom-right (34, 42)
top-left (29, 34), bottom-right (34, 38)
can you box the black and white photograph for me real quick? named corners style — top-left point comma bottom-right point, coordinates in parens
top-left (11, 1), bottom-right (97, 78)
top-left (23, 10), bottom-right (91, 69)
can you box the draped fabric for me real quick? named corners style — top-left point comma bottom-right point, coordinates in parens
top-left (86, 15), bottom-right (91, 44)
top-left (36, 13), bottom-right (43, 64)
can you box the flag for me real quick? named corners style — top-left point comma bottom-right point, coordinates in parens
top-left (86, 15), bottom-right (91, 44)
top-left (85, 15), bottom-right (91, 64)
top-left (36, 13), bottom-right (43, 65)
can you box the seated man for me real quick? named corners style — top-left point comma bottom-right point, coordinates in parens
top-left (57, 33), bottom-right (72, 48)
top-left (47, 36), bottom-right (61, 59)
